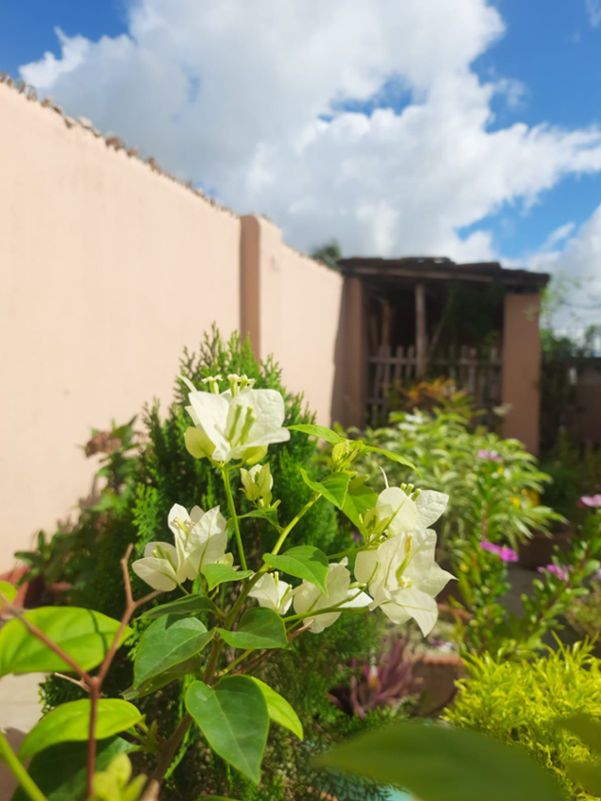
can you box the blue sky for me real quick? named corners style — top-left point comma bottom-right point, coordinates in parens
top-left (2, 0), bottom-right (601, 327)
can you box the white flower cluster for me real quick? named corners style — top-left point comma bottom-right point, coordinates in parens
top-left (132, 376), bottom-right (453, 638)
top-left (132, 504), bottom-right (232, 591)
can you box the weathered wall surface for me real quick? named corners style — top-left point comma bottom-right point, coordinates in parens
top-left (0, 83), bottom-right (241, 564)
top-left (240, 216), bottom-right (345, 424)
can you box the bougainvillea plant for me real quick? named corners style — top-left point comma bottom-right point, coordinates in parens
top-left (0, 374), bottom-right (452, 801)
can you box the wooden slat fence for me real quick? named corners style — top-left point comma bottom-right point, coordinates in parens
top-left (367, 344), bottom-right (502, 426)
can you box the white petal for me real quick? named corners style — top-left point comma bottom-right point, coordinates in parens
top-left (340, 590), bottom-right (372, 609)
top-left (167, 504), bottom-right (191, 539)
top-left (293, 580), bottom-right (321, 616)
top-left (415, 491), bottom-right (449, 529)
top-left (354, 549), bottom-right (378, 586)
top-left (306, 611), bottom-right (341, 633)
top-left (377, 487), bottom-right (418, 534)
top-left (392, 587), bottom-right (439, 635)
top-left (417, 565), bottom-right (455, 598)
top-left (187, 391), bottom-right (230, 458)
top-left (132, 556), bottom-right (178, 592)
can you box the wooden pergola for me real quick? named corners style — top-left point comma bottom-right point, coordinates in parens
top-left (336, 256), bottom-right (550, 451)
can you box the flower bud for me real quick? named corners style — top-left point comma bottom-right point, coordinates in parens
top-left (240, 463), bottom-right (273, 506)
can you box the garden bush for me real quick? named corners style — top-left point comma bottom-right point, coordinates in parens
top-left (444, 643), bottom-right (601, 800)
top-left (17, 328), bottom-right (411, 801)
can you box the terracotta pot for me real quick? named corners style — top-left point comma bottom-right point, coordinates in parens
top-left (518, 525), bottom-right (574, 570)
top-left (413, 652), bottom-right (465, 716)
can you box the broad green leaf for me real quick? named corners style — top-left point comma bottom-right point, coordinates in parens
top-left (0, 579), bottom-right (16, 605)
top-left (0, 607), bottom-right (129, 676)
top-left (238, 508), bottom-right (280, 532)
top-left (300, 468), bottom-right (350, 509)
top-left (341, 477), bottom-right (378, 530)
top-left (11, 738), bottom-right (132, 801)
top-left (565, 761), bottom-right (601, 795)
top-left (142, 593), bottom-right (215, 620)
top-left (218, 607), bottom-right (288, 651)
top-left (360, 443), bottom-right (416, 471)
top-left (560, 714), bottom-right (601, 754)
top-left (19, 699), bottom-right (141, 759)
top-left (263, 546), bottom-right (328, 592)
top-left (249, 677), bottom-right (303, 740)
top-left (134, 615), bottom-right (214, 687)
top-left (186, 677), bottom-right (268, 784)
top-left (201, 564), bottom-right (253, 591)
top-left (314, 721), bottom-right (565, 801)
top-left (288, 423), bottom-right (344, 444)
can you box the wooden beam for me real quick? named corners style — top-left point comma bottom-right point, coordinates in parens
top-left (415, 282), bottom-right (427, 378)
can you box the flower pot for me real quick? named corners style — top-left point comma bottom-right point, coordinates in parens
top-left (517, 525), bottom-right (573, 570)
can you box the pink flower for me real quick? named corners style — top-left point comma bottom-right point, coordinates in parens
top-left (477, 449), bottom-right (503, 463)
top-left (538, 563), bottom-right (570, 581)
top-left (480, 541), bottom-right (518, 563)
top-left (579, 494), bottom-right (601, 509)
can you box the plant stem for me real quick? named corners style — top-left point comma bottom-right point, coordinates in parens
top-left (271, 493), bottom-right (320, 555)
top-left (0, 731), bottom-right (47, 801)
top-left (222, 468), bottom-right (248, 570)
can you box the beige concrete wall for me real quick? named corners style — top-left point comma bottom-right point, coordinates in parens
top-left (241, 216), bottom-right (345, 424)
top-left (0, 83), bottom-right (241, 565)
top-left (501, 293), bottom-right (542, 453)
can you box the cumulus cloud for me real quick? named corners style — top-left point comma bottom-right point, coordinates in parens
top-left (18, 0), bottom-right (601, 268)
top-left (528, 205), bottom-right (601, 334)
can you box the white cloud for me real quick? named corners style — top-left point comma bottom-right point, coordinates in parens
top-left (528, 205), bottom-right (601, 334)
top-left (18, 0), bottom-right (601, 268)
top-left (586, 0), bottom-right (601, 28)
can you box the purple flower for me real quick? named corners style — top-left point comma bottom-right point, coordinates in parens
top-left (538, 563), bottom-right (570, 581)
top-left (477, 449), bottom-right (503, 463)
top-left (480, 541), bottom-right (519, 563)
top-left (579, 494), bottom-right (601, 508)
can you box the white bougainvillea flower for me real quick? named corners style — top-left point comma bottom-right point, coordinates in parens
top-left (248, 572), bottom-right (293, 615)
top-left (132, 541), bottom-right (187, 592)
top-left (376, 486), bottom-right (449, 536)
top-left (183, 375), bottom-right (290, 464)
top-left (293, 559), bottom-right (371, 634)
top-left (168, 504), bottom-right (230, 579)
top-left (354, 529), bottom-right (454, 635)
top-left (132, 503), bottom-right (232, 591)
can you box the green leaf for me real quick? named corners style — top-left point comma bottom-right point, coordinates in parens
top-left (201, 564), bottom-right (253, 591)
top-left (185, 677), bottom-right (268, 784)
top-left (19, 699), bottom-right (142, 759)
top-left (341, 477), bottom-right (378, 530)
top-left (248, 677), bottom-right (303, 740)
top-left (0, 607), bottom-right (129, 676)
top-left (142, 594), bottom-right (215, 620)
top-left (288, 423), bottom-right (344, 444)
top-left (218, 607), bottom-right (288, 651)
top-left (11, 738), bottom-right (132, 801)
top-left (263, 545), bottom-right (329, 592)
top-left (560, 714), bottom-right (601, 754)
top-left (314, 721), bottom-right (565, 801)
top-left (360, 443), bottom-right (416, 470)
top-left (0, 580), bottom-right (16, 605)
top-left (300, 468), bottom-right (350, 509)
top-left (238, 508), bottom-right (280, 531)
top-left (565, 760), bottom-right (601, 795)
top-left (134, 615), bottom-right (214, 687)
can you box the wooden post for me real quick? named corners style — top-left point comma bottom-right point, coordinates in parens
top-left (415, 282), bottom-right (427, 378)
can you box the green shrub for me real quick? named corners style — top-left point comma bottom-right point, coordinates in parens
top-left (32, 327), bottom-right (388, 801)
top-left (444, 643), bottom-right (601, 800)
